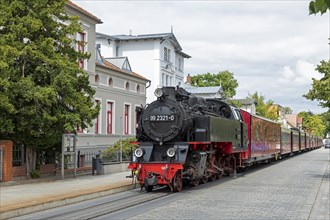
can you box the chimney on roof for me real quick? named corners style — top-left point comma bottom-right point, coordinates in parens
top-left (186, 74), bottom-right (192, 84)
top-left (129, 29), bottom-right (132, 36)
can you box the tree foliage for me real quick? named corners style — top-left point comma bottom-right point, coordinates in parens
top-left (191, 71), bottom-right (239, 99)
top-left (247, 92), bottom-right (279, 121)
top-left (282, 107), bottom-right (293, 114)
top-left (298, 111), bottom-right (326, 137)
top-left (101, 137), bottom-right (137, 160)
top-left (320, 111), bottom-right (330, 135)
top-left (304, 60), bottom-right (330, 109)
top-left (0, 0), bottom-right (99, 150)
top-left (309, 0), bottom-right (330, 14)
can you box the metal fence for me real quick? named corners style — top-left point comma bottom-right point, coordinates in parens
top-left (65, 150), bottom-right (132, 169)
top-left (13, 144), bottom-right (24, 166)
top-left (100, 150), bottom-right (132, 164)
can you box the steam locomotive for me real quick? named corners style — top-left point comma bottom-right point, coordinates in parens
top-left (128, 86), bottom-right (322, 192)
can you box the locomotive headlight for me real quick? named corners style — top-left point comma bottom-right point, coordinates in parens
top-left (134, 148), bottom-right (144, 158)
top-left (154, 88), bottom-right (164, 98)
top-left (167, 148), bottom-right (176, 158)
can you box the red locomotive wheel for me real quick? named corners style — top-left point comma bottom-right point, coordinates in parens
top-left (173, 171), bottom-right (183, 192)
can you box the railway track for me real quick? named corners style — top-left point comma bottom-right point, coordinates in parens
top-left (12, 188), bottom-right (172, 220)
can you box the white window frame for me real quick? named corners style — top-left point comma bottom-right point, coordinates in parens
top-left (95, 98), bottom-right (102, 134)
top-left (106, 100), bottom-right (116, 134)
top-left (76, 31), bottom-right (88, 71)
top-left (123, 103), bottom-right (131, 135)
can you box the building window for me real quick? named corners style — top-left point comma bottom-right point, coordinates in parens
top-left (95, 74), bottom-right (99, 83)
top-left (164, 47), bottom-right (171, 62)
top-left (108, 78), bottom-right (113, 86)
top-left (126, 82), bottom-right (129, 90)
top-left (136, 110), bottom-right (139, 129)
top-left (77, 32), bottom-right (86, 69)
top-left (162, 73), bottom-right (165, 86)
top-left (178, 58), bottom-right (182, 71)
top-left (124, 104), bottom-right (130, 134)
top-left (107, 102), bottom-right (113, 134)
top-left (95, 100), bottom-right (100, 134)
top-left (136, 84), bottom-right (140, 93)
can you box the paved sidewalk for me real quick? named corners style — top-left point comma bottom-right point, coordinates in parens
top-left (0, 171), bottom-right (134, 219)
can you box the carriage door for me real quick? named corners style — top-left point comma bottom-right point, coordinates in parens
top-left (237, 109), bottom-right (248, 150)
top-left (241, 122), bottom-right (248, 150)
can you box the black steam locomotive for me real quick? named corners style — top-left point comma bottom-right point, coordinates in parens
top-left (129, 86), bottom-right (247, 192)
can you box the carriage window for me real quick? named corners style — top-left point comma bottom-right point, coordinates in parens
top-left (264, 127), bottom-right (268, 142)
top-left (256, 125), bottom-right (260, 141)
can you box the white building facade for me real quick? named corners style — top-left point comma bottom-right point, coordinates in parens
top-left (96, 33), bottom-right (191, 103)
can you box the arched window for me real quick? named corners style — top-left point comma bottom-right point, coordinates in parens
top-left (126, 82), bottom-right (129, 90)
top-left (95, 74), bottom-right (99, 83)
top-left (108, 78), bottom-right (113, 86)
top-left (136, 84), bottom-right (140, 93)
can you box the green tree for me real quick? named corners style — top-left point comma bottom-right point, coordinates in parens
top-left (282, 107), bottom-right (293, 114)
top-left (298, 111), bottom-right (326, 137)
top-left (191, 71), bottom-right (239, 99)
top-left (309, 0), bottom-right (330, 14)
top-left (247, 92), bottom-right (279, 121)
top-left (320, 111), bottom-right (330, 135)
top-left (102, 137), bottom-right (137, 161)
top-left (0, 0), bottom-right (99, 174)
top-left (307, 0), bottom-right (330, 137)
top-left (304, 60), bottom-right (330, 109)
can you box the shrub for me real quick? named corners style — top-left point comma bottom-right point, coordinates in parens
top-left (101, 137), bottom-right (137, 161)
top-left (30, 169), bottom-right (40, 178)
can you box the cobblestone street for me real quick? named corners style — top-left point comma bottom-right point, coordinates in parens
top-left (129, 149), bottom-right (330, 220)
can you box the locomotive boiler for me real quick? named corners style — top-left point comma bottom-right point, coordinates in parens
top-left (129, 86), bottom-right (248, 192)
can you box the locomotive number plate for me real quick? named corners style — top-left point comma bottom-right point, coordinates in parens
top-left (150, 115), bottom-right (175, 122)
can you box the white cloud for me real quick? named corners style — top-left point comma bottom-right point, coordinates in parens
top-left (279, 60), bottom-right (321, 85)
top-left (72, 0), bottom-right (329, 114)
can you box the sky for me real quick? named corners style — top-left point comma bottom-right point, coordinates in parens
top-left (73, 0), bottom-right (329, 114)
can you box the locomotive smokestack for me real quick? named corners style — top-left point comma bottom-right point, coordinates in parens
top-left (186, 74), bottom-right (192, 84)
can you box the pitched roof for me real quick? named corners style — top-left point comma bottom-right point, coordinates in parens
top-left (105, 57), bottom-right (132, 72)
top-left (95, 47), bottom-right (148, 81)
top-left (96, 61), bottom-right (148, 81)
top-left (66, 1), bottom-right (102, 24)
top-left (96, 32), bottom-right (191, 58)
